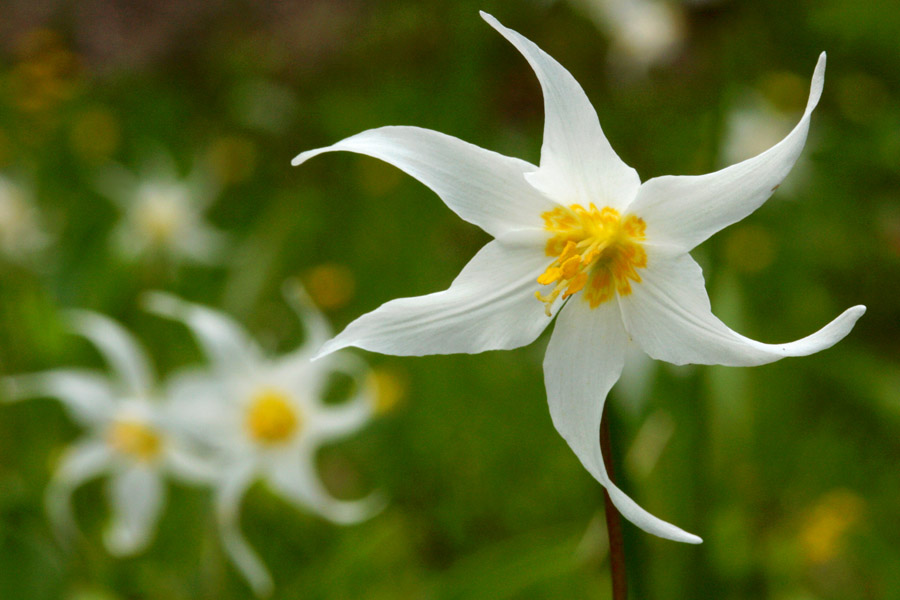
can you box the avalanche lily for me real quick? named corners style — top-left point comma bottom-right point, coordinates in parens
top-left (2, 311), bottom-right (211, 555)
top-left (292, 13), bottom-right (865, 544)
top-left (144, 288), bottom-right (382, 596)
top-left (97, 154), bottom-right (226, 264)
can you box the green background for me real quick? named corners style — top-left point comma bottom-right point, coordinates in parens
top-left (1, 0), bottom-right (898, 598)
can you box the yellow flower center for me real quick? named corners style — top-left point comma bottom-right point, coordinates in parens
top-left (107, 420), bottom-right (162, 461)
top-left (536, 204), bottom-right (647, 315)
top-left (133, 190), bottom-right (188, 245)
top-left (245, 388), bottom-right (301, 445)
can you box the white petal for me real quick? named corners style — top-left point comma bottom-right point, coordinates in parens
top-left (544, 298), bottom-right (701, 543)
top-left (215, 461), bottom-right (273, 597)
top-left (481, 12), bottom-right (640, 208)
top-left (67, 311), bottom-right (154, 396)
top-left (628, 53), bottom-right (826, 253)
top-left (163, 445), bottom-right (221, 484)
top-left (45, 440), bottom-right (112, 545)
top-left (142, 292), bottom-right (263, 373)
top-left (275, 347), bottom-right (373, 439)
top-left (281, 280), bottom-right (333, 355)
top-left (268, 454), bottom-right (385, 525)
top-left (315, 238), bottom-right (554, 358)
top-left (621, 252), bottom-right (866, 366)
top-left (293, 126), bottom-right (554, 238)
top-left (3, 369), bottom-right (116, 425)
top-left (104, 466), bottom-right (165, 555)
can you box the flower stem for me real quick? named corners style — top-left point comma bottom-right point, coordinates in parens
top-left (601, 404), bottom-right (627, 600)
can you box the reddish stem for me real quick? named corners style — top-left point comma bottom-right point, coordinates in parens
top-left (601, 404), bottom-right (627, 600)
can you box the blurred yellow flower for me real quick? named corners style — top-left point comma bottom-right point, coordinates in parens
top-left (799, 489), bottom-right (865, 565)
top-left (305, 263), bottom-right (356, 310)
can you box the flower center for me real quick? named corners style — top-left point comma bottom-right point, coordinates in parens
top-left (134, 188), bottom-right (188, 244)
top-left (107, 420), bottom-right (162, 461)
top-left (245, 388), bottom-right (301, 445)
top-left (536, 204), bottom-right (647, 315)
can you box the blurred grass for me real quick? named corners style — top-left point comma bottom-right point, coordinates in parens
top-left (1, 0), bottom-right (899, 598)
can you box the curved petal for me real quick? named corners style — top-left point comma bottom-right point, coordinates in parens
top-left (142, 292), bottom-right (263, 373)
top-left (3, 369), bottom-right (116, 425)
top-left (628, 53), bottom-right (826, 253)
top-left (281, 280), bottom-right (333, 355)
top-left (314, 237), bottom-right (554, 358)
top-left (67, 310), bottom-right (153, 397)
top-left (215, 461), bottom-right (273, 598)
top-left (305, 354), bottom-right (374, 441)
top-left (104, 466), bottom-right (165, 556)
top-left (267, 453), bottom-right (386, 525)
top-left (544, 298), bottom-right (701, 543)
top-left (620, 252), bottom-right (866, 366)
top-left (292, 125), bottom-right (554, 237)
top-left (481, 12), bottom-right (640, 209)
top-left (45, 440), bottom-right (112, 546)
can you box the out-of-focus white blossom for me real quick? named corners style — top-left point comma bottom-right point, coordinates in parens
top-left (144, 287), bottom-right (382, 597)
top-left (2, 311), bottom-right (212, 556)
top-left (566, 0), bottom-right (686, 73)
top-left (720, 93), bottom-right (811, 195)
top-left (97, 154), bottom-right (226, 264)
top-left (0, 175), bottom-right (50, 262)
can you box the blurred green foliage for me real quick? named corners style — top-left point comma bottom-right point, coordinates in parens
top-left (0, 0), bottom-right (898, 598)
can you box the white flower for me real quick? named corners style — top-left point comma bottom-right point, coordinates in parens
top-left (2, 311), bottom-right (211, 555)
top-left (292, 13), bottom-right (865, 544)
top-left (143, 288), bottom-right (382, 596)
top-left (0, 175), bottom-right (50, 261)
top-left (97, 154), bottom-right (226, 264)
top-left (567, 0), bottom-right (685, 72)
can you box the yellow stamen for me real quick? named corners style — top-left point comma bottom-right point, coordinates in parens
top-left (245, 388), bottom-right (301, 445)
top-left (108, 420), bottom-right (162, 461)
top-left (537, 204), bottom-right (647, 313)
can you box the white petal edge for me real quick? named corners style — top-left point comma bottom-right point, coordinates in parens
top-left (544, 298), bottom-right (702, 543)
top-left (142, 292), bottom-right (263, 374)
top-left (2, 369), bottom-right (117, 425)
top-left (104, 466), bottom-right (165, 556)
top-left (268, 453), bottom-right (386, 525)
top-left (314, 237), bottom-right (556, 359)
top-left (481, 11), bottom-right (641, 209)
top-left (620, 251), bottom-right (865, 366)
top-left (292, 125), bottom-right (555, 238)
top-left (67, 310), bottom-right (154, 397)
top-left (215, 461), bottom-right (274, 598)
top-left (45, 440), bottom-right (112, 546)
top-left (627, 53), bottom-right (827, 254)
top-left (281, 279), bottom-right (334, 356)
top-left (290, 353), bottom-right (374, 442)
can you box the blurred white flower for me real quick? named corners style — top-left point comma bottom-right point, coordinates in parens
top-left (720, 93), bottom-right (811, 196)
top-left (2, 311), bottom-right (211, 556)
top-left (0, 175), bottom-right (50, 262)
top-left (143, 287), bottom-right (382, 597)
top-left (96, 154), bottom-right (226, 264)
top-left (567, 0), bottom-right (686, 73)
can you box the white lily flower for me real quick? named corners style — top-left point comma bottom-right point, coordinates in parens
top-left (0, 175), bottom-right (50, 262)
top-left (97, 154), bottom-right (226, 264)
top-left (569, 0), bottom-right (686, 72)
top-left (292, 12), bottom-right (865, 545)
top-left (2, 311), bottom-right (211, 555)
top-left (143, 288), bottom-right (382, 597)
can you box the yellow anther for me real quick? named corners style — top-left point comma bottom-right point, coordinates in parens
top-left (537, 266), bottom-right (563, 285)
top-left (558, 240), bottom-right (579, 264)
top-left (537, 204), bottom-right (647, 313)
top-left (561, 255), bottom-right (582, 278)
top-left (108, 420), bottom-right (162, 461)
top-left (246, 388), bottom-right (301, 445)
